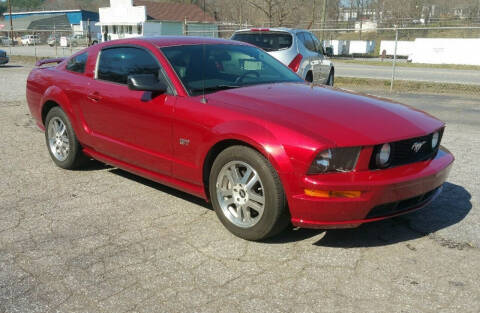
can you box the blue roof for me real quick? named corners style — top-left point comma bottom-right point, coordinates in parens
top-left (4, 10), bottom-right (99, 24)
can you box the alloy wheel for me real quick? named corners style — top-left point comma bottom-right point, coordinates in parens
top-left (47, 117), bottom-right (70, 162)
top-left (216, 161), bottom-right (265, 228)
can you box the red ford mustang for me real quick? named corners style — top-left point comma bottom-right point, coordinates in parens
top-left (26, 37), bottom-right (454, 240)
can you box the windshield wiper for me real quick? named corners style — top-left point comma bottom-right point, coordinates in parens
top-left (190, 85), bottom-right (241, 93)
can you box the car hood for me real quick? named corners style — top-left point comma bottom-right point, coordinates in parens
top-left (206, 83), bottom-right (444, 147)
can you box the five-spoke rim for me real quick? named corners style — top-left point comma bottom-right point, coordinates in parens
top-left (47, 117), bottom-right (70, 162)
top-left (216, 161), bottom-right (265, 228)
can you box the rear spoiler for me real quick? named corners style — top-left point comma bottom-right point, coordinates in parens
top-left (35, 57), bottom-right (65, 67)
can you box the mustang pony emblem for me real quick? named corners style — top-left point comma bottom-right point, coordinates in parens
top-left (411, 141), bottom-right (427, 153)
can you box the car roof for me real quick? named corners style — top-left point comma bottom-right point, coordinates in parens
top-left (95, 36), bottom-right (249, 49)
top-left (233, 28), bottom-right (306, 34)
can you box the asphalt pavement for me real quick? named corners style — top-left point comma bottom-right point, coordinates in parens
top-left (335, 62), bottom-right (480, 85)
top-left (1, 61), bottom-right (479, 313)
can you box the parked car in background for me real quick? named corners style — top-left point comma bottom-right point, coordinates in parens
top-left (0, 36), bottom-right (14, 46)
top-left (69, 34), bottom-right (98, 47)
top-left (231, 28), bottom-right (334, 85)
top-left (49, 34), bottom-right (98, 47)
top-left (47, 34), bottom-right (60, 47)
top-left (0, 49), bottom-right (9, 65)
top-left (21, 35), bottom-right (41, 46)
top-left (26, 37), bottom-right (453, 240)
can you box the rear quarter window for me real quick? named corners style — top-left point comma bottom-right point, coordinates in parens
top-left (66, 52), bottom-right (88, 73)
top-left (231, 32), bottom-right (292, 52)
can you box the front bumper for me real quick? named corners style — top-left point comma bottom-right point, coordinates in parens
top-left (289, 146), bottom-right (454, 229)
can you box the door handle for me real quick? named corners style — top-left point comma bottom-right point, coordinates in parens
top-left (87, 92), bottom-right (102, 102)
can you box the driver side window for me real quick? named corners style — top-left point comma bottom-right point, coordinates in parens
top-left (97, 47), bottom-right (160, 85)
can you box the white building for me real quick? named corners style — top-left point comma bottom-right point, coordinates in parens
top-left (410, 38), bottom-right (480, 66)
top-left (379, 40), bottom-right (415, 57)
top-left (348, 40), bottom-right (376, 54)
top-left (97, 0), bottom-right (217, 41)
top-left (355, 20), bottom-right (377, 32)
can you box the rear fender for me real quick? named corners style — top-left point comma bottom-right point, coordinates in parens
top-left (40, 86), bottom-right (79, 133)
top-left (300, 62), bottom-right (313, 81)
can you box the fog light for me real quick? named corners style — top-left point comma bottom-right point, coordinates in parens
top-left (305, 189), bottom-right (362, 198)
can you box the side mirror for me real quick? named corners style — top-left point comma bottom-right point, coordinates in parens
top-left (127, 74), bottom-right (167, 93)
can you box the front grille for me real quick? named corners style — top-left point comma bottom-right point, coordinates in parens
top-left (366, 186), bottom-right (441, 219)
top-left (370, 128), bottom-right (444, 169)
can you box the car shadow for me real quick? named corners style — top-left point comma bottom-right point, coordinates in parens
top-left (314, 182), bottom-right (471, 248)
top-left (265, 182), bottom-right (471, 247)
top-left (82, 162), bottom-right (471, 247)
top-left (76, 159), bottom-right (112, 171)
top-left (0, 65), bottom-right (23, 68)
top-left (108, 167), bottom-right (211, 209)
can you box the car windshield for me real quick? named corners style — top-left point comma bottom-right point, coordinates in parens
top-left (231, 32), bottom-right (293, 51)
top-left (161, 44), bottom-right (303, 96)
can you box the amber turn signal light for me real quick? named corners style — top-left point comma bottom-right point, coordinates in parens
top-left (304, 189), bottom-right (362, 198)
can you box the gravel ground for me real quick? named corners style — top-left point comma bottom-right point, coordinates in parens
top-left (1, 61), bottom-right (479, 313)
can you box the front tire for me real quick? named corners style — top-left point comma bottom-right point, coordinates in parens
top-left (45, 107), bottom-right (86, 169)
top-left (209, 146), bottom-right (289, 241)
top-left (327, 70), bottom-right (334, 86)
top-left (305, 71), bottom-right (313, 83)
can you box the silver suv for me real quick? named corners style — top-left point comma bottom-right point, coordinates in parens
top-left (231, 28), bottom-right (334, 85)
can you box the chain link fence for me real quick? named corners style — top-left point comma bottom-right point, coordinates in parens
top-left (0, 28), bottom-right (94, 58)
top-left (188, 24), bottom-right (480, 96)
top-left (2, 24), bottom-right (479, 96)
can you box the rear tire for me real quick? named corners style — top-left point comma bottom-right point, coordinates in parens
top-left (209, 146), bottom-right (290, 241)
top-left (44, 107), bottom-right (86, 169)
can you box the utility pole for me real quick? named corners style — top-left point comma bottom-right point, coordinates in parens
top-left (321, 0), bottom-right (327, 40)
top-left (390, 27), bottom-right (398, 93)
top-left (7, 0), bottom-right (14, 42)
top-left (311, 0), bottom-right (315, 29)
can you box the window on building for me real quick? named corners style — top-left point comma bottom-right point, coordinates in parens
top-left (128, 26), bottom-right (133, 34)
top-left (66, 52), bottom-right (88, 73)
top-left (97, 47), bottom-right (161, 85)
top-left (112, 25), bottom-right (117, 34)
top-left (137, 24), bottom-right (142, 35)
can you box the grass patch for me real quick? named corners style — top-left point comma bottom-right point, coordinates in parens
top-left (8, 55), bottom-right (43, 65)
top-left (8, 55), bottom-right (65, 65)
top-left (335, 77), bottom-right (480, 95)
top-left (333, 59), bottom-right (480, 71)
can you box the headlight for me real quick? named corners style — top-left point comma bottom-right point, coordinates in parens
top-left (431, 131), bottom-right (439, 149)
top-left (375, 143), bottom-right (391, 168)
top-left (308, 147), bottom-right (361, 174)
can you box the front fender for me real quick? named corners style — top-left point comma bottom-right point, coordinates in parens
top-left (202, 120), bottom-right (323, 199)
top-left (208, 120), bottom-right (295, 177)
